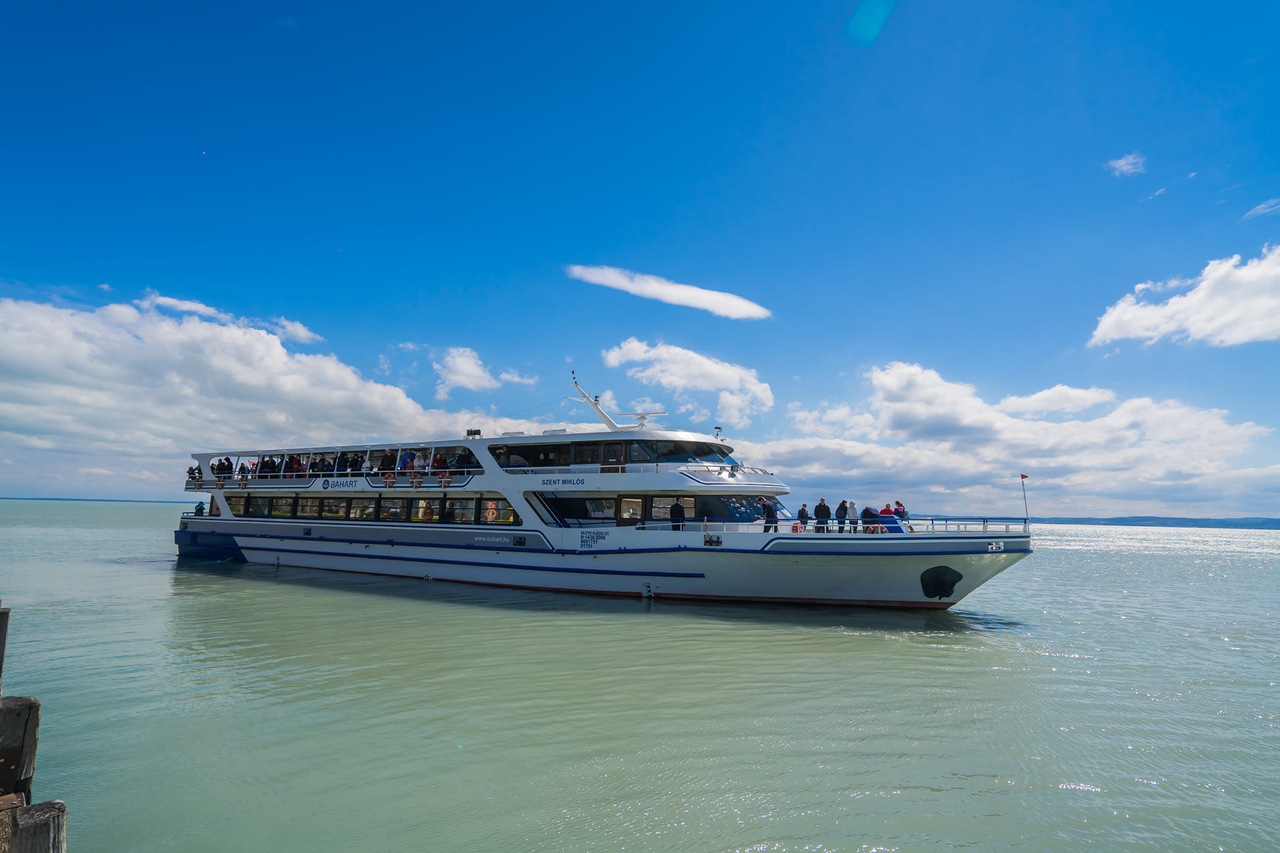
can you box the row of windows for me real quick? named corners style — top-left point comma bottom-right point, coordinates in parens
top-left (218, 494), bottom-right (521, 525)
top-left (489, 439), bottom-right (738, 468)
top-left (539, 494), bottom-right (785, 524)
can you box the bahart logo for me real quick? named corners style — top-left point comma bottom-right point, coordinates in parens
top-left (322, 480), bottom-right (331, 490)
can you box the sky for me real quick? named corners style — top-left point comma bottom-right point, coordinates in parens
top-left (2, 1), bottom-right (1279, 517)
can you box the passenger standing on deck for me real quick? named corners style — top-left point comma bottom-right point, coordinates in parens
top-left (758, 497), bottom-right (778, 532)
top-left (835, 500), bottom-right (848, 533)
top-left (814, 498), bottom-right (831, 532)
top-left (861, 504), bottom-right (881, 533)
top-left (894, 500), bottom-right (913, 532)
top-left (797, 503), bottom-right (809, 531)
top-left (670, 498), bottom-right (685, 531)
top-left (848, 501), bottom-right (858, 533)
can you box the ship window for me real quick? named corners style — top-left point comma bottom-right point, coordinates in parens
top-left (694, 495), bottom-right (787, 522)
top-left (351, 498), bottom-right (377, 519)
top-left (432, 446), bottom-right (482, 473)
top-left (479, 498), bottom-right (520, 525)
top-left (628, 442), bottom-right (654, 462)
top-left (297, 497), bottom-right (321, 519)
top-left (441, 498), bottom-right (474, 524)
top-left (409, 498), bottom-right (436, 522)
top-left (226, 495), bottom-right (247, 516)
top-left (379, 499), bottom-right (408, 521)
top-left (650, 497), bottom-right (678, 520)
top-left (247, 496), bottom-right (270, 517)
top-left (322, 498), bottom-right (349, 519)
top-left (652, 441), bottom-right (737, 465)
top-left (618, 497), bottom-right (643, 524)
top-left (573, 443), bottom-right (600, 464)
top-left (270, 496), bottom-right (296, 518)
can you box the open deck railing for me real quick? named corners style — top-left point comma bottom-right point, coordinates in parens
top-left (500, 462), bottom-right (774, 476)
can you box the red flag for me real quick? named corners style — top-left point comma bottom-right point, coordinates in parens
top-left (1020, 474), bottom-right (1028, 479)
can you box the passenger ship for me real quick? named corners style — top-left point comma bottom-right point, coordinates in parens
top-left (175, 381), bottom-right (1032, 608)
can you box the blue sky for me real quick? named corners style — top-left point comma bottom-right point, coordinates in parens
top-left (2, 1), bottom-right (1278, 516)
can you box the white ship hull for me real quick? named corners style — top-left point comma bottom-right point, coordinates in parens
top-left (176, 516), bottom-right (1029, 608)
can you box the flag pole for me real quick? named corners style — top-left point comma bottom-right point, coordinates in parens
top-left (1019, 474), bottom-right (1029, 521)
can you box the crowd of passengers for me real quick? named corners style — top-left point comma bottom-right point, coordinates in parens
top-left (188, 449), bottom-right (477, 482)
top-left (788, 498), bottom-right (913, 533)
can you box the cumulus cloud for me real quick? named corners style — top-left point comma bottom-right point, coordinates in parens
top-left (272, 318), bottom-right (323, 344)
top-left (769, 362), bottom-right (1272, 516)
top-left (432, 347), bottom-right (536, 400)
top-left (567, 265), bottom-right (771, 320)
top-left (1243, 198), bottom-right (1280, 220)
top-left (996, 385), bottom-right (1117, 415)
top-left (1090, 245), bottom-right (1280, 347)
top-left (1106, 152), bottom-right (1146, 176)
top-left (0, 297), bottom-right (567, 499)
top-left (601, 338), bottom-right (773, 428)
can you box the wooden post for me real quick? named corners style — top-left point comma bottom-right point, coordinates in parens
top-left (0, 699), bottom-right (38, 805)
top-left (0, 799), bottom-right (66, 853)
top-left (0, 600), bottom-right (8, 697)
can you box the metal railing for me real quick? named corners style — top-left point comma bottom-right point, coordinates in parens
top-left (501, 462), bottom-right (774, 476)
top-left (558, 516), bottom-right (1030, 535)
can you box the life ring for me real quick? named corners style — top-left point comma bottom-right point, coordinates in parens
top-left (215, 478), bottom-right (225, 490)
top-left (382, 472), bottom-right (396, 488)
top-left (484, 508), bottom-right (498, 522)
top-left (410, 473), bottom-right (423, 489)
top-left (193, 478), bottom-right (203, 490)
top-left (437, 473), bottom-right (452, 489)
top-left (237, 477), bottom-right (248, 489)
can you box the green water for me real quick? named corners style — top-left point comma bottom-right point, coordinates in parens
top-left (0, 500), bottom-right (1276, 851)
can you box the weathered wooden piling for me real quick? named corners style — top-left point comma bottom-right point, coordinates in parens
top-left (0, 604), bottom-right (67, 853)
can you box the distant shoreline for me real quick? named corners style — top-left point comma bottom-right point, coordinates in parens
top-left (0, 496), bottom-right (189, 505)
top-left (3, 496), bottom-right (1277, 529)
top-left (1030, 516), bottom-right (1280, 530)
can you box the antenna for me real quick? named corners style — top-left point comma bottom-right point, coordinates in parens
top-left (570, 374), bottom-right (665, 431)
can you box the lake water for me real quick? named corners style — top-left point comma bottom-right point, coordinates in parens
top-left (0, 499), bottom-right (1276, 851)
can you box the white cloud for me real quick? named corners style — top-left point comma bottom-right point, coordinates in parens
top-left (97, 283), bottom-right (112, 292)
top-left (273, 318), bottom-right (323, 344)
top-left (1106, 152), bottom-right (1146, 176)
top-left (1091, 245), bottom-right (1280, 347)
top-left (567, 265), bottom-right (771, 320)
top-left (134, 292), bottom-right (233, 322)
top-left (432, 347), bottom-right (501, 399)
top-left (0, 297), bottom-right (569, 499)
top-left (1243, 198), bottom-right (1280, 220)
top-left (769, 362), bottom-right (1273, 516)
top-left (601, 338), bottom-right (773, 428)
top-left (431, 347), bottom-right (536, 400)
top-left (498, 369), bottom-right (537, 386)
top-left (996, 385), bottom-right (1117, 415)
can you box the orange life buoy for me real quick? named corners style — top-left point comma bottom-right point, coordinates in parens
top-left (484, 508), bottom-right (498, 521)
top-left (193, 478), bottom-right (203, 490)
top-left (238, 476), bottom-right (248, 490)
top-left (216, 478), bottom-right (224, 490)
top-left (383, 472), bottom-right (396, 488)
top-left (410, 473), bottom-right (423, 489)
top-left (437, 473), bottom-right (452, 489)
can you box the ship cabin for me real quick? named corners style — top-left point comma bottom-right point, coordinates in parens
top-left (186, 430), bottom-right (791, 532)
